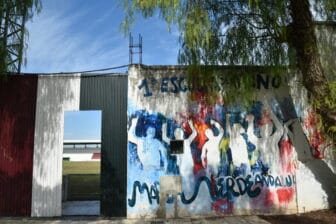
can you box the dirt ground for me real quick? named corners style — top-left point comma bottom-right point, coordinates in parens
top-left (259, 208), bottom-right (336, 224)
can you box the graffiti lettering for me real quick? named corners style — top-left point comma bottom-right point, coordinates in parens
top-left (161, 77), bottom-right (169, 92)
top-left (260, 174), bottom-right (295, 188)
top-left (182, 174), bottom-right (294, 204)
top-left (256, 74), bottom-right (282, 89)
top-left (138, 78), bottom-right (153, 97)
top-left (138, 74), bottom-right (283, 97)
top-left (178, 77), bottom-right (188, 92)
top-left (129, 174), bottom-right (295, 206)
top-left (170, 76), bottom-right (179, 93)
top-left (138, 76), bottom-right (189, 97)
top-left (128, 181), bottom-right (160, 207)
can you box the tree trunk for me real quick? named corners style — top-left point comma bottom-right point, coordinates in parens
top-left (289, 0), bottom-right (335, 141)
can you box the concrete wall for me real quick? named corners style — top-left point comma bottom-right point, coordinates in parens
top-left (127, 65), bottom-right (336, 218)
top-left (288, 74), bottom-right (336, 212)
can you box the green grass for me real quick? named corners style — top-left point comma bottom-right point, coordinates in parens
top-left (62, 161), bottom-right (101, 200)
top-left (67, 174), bottom-right (100, 200)
top-left (63, 161), bottom-right (100, 174)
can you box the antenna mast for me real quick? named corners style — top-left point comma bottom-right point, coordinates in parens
top-left (129, 33), bottom-right (142, 65)
top-left (0, 1), bottom-right (27, 73)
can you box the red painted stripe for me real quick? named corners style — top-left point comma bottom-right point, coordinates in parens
top-left (0, 75), bottom-right (38, 216)
top-left (91, 153), bottom-right (101, 160)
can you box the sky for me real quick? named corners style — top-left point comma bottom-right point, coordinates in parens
top-left (22, 0), bottom-right (180, 140)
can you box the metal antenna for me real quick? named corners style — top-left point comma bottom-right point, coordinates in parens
top-left (0, 2), bottom-right (28, 73)
top-left (129, 33), bottom-right (142, 65)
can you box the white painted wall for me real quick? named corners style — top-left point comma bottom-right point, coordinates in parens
top-left (62, 153), bottom-right (99, 161)
top-left (31, 75), bottom-right (80, 217)
top-left (127, 66), bottom-right (336, 218)
top-left (289, 73), bottom-right (336, 212)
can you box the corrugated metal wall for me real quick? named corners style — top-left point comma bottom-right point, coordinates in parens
top-left (0, 76), bottom-right (38, 216)
top-left (31, 75), bottom-right (81, 217)
top-left (80, 75), bottom-right (128, 217)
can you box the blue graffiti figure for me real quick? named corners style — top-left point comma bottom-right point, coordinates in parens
top-left (129, 117), bottom-right (167, 172)
top-left (242, 114), bottom-right (259, 172)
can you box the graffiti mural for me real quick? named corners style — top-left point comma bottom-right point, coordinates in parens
top-left (303, 110), bottom-right (333, 159)
top-left (127, 68), bottom-right (300, 218)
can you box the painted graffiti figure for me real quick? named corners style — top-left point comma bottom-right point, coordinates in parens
top-left (201, 119), bottom-right (224, 177)
top-left (245, 114), bottom-right (260, 168)
top-left (162, 120), bottom-right (197, 179)
top-left (227, 113), bottom-right (250, 174)
top-left (129, 117), bottom-right (167, 172)
top-left (257, 106), bottom-right (284, 174)
top-left (279, 119), bottom-right (297, 174)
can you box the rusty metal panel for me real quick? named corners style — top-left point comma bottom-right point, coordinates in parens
top-left (0, 75), bottom-right (38, 216)
top-left (31, 75), bottom-right (80, 217)
top-left (80, 74), bottom-right (128, 217)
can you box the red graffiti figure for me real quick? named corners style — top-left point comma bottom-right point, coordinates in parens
top-left (304, 110), bottom-right (332, 159)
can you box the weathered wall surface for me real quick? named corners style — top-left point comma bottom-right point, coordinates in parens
top-left (0, 76), bottom-right (38, 216)
top-left (31, 75), bottom-right (80, 217)
top-left (0, 67), bottom-right (334, 218)
top-left (288, 75), bottom-right (336, 212)
top-left (127, 65), bottom-right (336, 218)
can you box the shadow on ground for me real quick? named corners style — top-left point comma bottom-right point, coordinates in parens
top-left (259, 208), bottom-right (336, 224)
